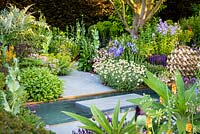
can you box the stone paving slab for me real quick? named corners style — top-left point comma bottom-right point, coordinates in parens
top-left (59, 70), bottom-right (115, 98)
top-left (76, 93), bottom-right (142, 111)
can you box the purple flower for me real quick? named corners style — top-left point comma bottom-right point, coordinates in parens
top-left (157, 19), bottom-right (180, 35)
top-left (114, 40), bottom-right (119, 46)
top-left (135, 106), bottom-right (145, 121)
top-left (190, 77), bottom-right (196, 84)
top-left (113, 44), bottom-right (124, 57)
top-left (108, 46), bottom-right (117, 53)
top-left (148, 55), bottom-right (167, 66)
top-left (196, 87), bottom-right (199, 94)
top-left (183, 77), bottom-right (190, 84)
top-left (127, 42), bottom-right (137, 54)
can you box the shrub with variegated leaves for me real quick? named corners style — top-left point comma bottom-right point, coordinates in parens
top-left (94, 59), bottom-right (146, 91)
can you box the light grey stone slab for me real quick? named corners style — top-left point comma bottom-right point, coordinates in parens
top-left (76, 93), bottom-right (142, 111)
top-left (59, 70), bottom-right (114, 97)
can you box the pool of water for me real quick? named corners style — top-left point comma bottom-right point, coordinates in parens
top-left (34, 89), bottom-right (158, 125)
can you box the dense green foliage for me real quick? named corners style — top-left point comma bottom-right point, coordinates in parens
top-left (0, 108), bottom-right (51, 134)
top-left (0, 72), bottom-right (5, 90)
top-left (20, 67), bottom-right (63, 102)
top-left (180, 14), bottom-right (200, 46)
top-left (129, 71), bottom-right (200, 133)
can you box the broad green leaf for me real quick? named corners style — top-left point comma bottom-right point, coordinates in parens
top-left (118, 111), bottom-right (128, 132)
top-left (143, 71), bottom-right (171, 102)
top-left (128, 98), bottom-right (143, 105)
top-left (176, 118), bottom-right (187, 133)
top-left (0, 90), bottom-right (11, 112)
top-left (120, 123), bottom-right (136, 134)
top-left (175, 70), bottom-right (186, 113)
top-left (91, 105), bottom-right (112, 133)
top-left (112, 100), bottom-right (120, 130)
top-left (62, 111), bottom-right (100, 130)
top-left (185, 83), bottom-right (196, 102)
top-left (158, 123), bottom-right (169, 134)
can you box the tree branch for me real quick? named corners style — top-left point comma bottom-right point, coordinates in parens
top-left (109, 0), bottom-right (131, 33)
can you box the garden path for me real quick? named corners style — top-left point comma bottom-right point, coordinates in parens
top-left (59, 70), bottom-right (115, 98)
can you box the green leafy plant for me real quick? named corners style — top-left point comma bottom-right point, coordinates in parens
top-left (19, 107), bottom-right (45, 129)
top-left (0, 108), bottom-right (52, 134)
top-left (20, 67), bottom-right (63, 102)
top-left (0, 5), bottom-right (49, 49)
top-left (128, 70), bottom-right (200, 133)
top-left (180, 14), bottom-right (200, 46)
top-left (19, 57), bottom-right (46, 68)
top-left (0, 58), bottom-right (25, 115)
top-left (78, 22), bottom-right (100, 72)
top-left (63, 101), bottom-right (136, 134)
top-left (0, 72), bottom-right (5, 90)
top-left (94, 59), bottom-right (146, 91)
top-left (55, 53), bottom-right (76, 75)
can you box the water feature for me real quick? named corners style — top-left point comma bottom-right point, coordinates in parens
top-left (34, 89), bottom-right (158, 125)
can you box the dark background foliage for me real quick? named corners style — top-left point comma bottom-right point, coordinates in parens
top-left (0, 0), bottom-right (199, 29)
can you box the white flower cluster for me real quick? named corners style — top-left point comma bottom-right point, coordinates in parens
top-left (93, 48), bottom-right (113, 72)
top-left (94, 59), bottom-right (146, 91)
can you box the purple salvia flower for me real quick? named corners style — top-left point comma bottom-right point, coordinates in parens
top-left (108, 47), bottom-right (117, 53)
top-left (114, 44), bottom-right (124, 57)
top-left (127, 42), bottom-right (133, 47)
top-left (114, 40), bottom-right (119, 46)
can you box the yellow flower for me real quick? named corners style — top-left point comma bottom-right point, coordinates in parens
top-left (147, 130), bottom-right (152, 134)
top-left (186, 122), bottom-right (192, 133)
top-left (6, 45), bottom-right (16, 62)
top-left (160, 97), bottom-right (164, 104)
top-left (9, 45), bottom-right (14, 51)
top-left (146, 116), bottom-right (152, 128)
top-left (167, 129), bottom-right (172, 134)
top-left (171, 83), bottom-right (176, 94)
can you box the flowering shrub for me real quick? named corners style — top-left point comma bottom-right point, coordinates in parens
top-left (108, 38), bottom-right (137, 60)
top-left (153, 19), bottom-right (181, 55)
top-left (92, 48), bottom-right (113, 72)
top-left (94, 59), bottom-right (146, 91)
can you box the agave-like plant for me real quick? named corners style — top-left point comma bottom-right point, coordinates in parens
top-left (63, 101), bottom-right (136, 134)
top-left (128, 70), bottom-right (200, 133)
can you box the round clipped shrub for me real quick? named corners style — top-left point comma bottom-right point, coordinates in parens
top-left (0, 108), bottom-right (51, 134)
top-left (94, 59), bottom-right (146, 91)
top-left (20, 67), bottom-right (63, 102)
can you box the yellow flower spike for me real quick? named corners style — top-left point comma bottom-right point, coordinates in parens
top-left (160, 97), bottom-right (164, 104)
top-left (186, 122), bottom-right (192, 133)
top-left (171, 83), bottom-right (176, 94)
top-left (146, 116), bottom-right (152, 128)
